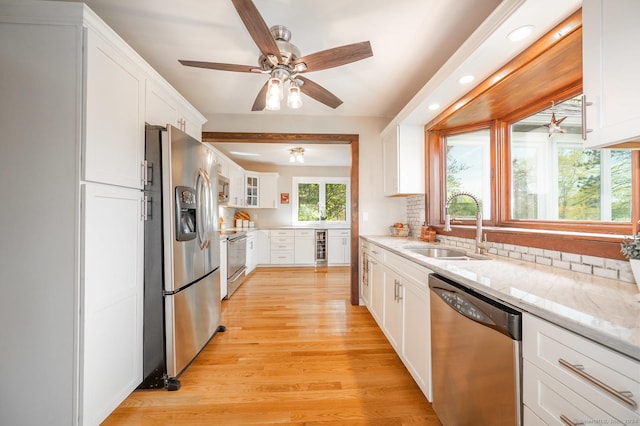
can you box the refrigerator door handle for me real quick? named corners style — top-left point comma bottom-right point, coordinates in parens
top-left (196, 169), bottom-right (207, 249)
top-left (204, 171), bottom-right (214, 248)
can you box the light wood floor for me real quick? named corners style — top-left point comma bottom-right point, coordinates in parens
top-left (103, 266), bottom-right (440, 425)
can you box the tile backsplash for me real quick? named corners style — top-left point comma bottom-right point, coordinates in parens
top-left (406, 194), bottom-right (425, 238)
top-left (406, 195), bottom-right (634, 284)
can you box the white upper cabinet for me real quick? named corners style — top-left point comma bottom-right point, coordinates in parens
top-left (258, 172), bottom-right (279, 209)
top-left (382, 124), bottom-right (425, 196)
top-left (582, 0), bottom-right (640, 148)
top-left (244, 171), bottom-right (279, 209)
top-left (145, 78), bottom-right (204, 141)
top-left (84, 28), bottom-right (145, 189)
top-left (228, 163), bottom-right (245, 207)
top-left (245, 174), bottom-right (259, 207)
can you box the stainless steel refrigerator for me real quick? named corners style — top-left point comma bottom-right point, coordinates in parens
top-left (140, 124), bottom-right (224, 390)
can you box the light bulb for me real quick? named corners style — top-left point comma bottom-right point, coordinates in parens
top-left (265, 78), bottom-right (281, 110)
top-left (287, 85), bottom-right (303, 109)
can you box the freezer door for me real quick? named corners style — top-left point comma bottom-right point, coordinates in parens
top-left (164, 269), bottom-right (221, 378)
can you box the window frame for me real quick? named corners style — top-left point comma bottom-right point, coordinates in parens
top-left (428, 91), bottom-right (639, 237)
top-left (291, 176), bottom-right (351, 226)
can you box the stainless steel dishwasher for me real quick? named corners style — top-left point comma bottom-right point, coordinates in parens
top-left (429, 274), bottom-right (522, 426)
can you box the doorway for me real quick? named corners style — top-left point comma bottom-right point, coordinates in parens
top-left (202, 132), bottom-right (360, 305)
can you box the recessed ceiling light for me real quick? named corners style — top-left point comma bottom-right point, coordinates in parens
top-left (458, 75), bottom-right (475, 85)
top-left (507, 25), bottom-right (534, 42)
top-left (229, 151), bottom-right (260, 157)
top-left (428, 103), bottom-right (440, 111)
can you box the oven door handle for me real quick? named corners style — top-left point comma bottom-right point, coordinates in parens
top-left (229, 236), bottom-right (247, 245)
top-left (228, 265), bottom-right (247, 283)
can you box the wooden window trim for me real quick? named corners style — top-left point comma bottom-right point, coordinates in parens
top-left (428, 119), bottom-right (638, 261)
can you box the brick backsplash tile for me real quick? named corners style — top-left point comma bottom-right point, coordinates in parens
top-left (536, 256), bottom-right (553, 266)
top-left (562, 252), bottom-right (581, 263)
top-left (571, 263), bottom-right (592, 274)
top-left (543, 249), bottom-right (561, 260)
top-left (552, 259), bottom-right (570, 270)
top-left (528, 247), bottom-right (544, 256)
top-left (581, 255), bottom-right (605, 268)
top-left (593, 267), bottom-right (618, 280)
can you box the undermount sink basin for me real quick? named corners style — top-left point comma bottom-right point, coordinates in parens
top-left (407, 246), bottom-right (489, 260)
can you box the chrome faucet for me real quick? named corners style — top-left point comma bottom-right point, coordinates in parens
top-left (444, 191), bottom-right (487, 254)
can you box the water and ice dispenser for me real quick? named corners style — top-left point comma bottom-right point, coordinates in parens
top-left (175, 186), bottom-right (197, 241)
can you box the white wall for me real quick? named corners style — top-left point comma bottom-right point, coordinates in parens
top-left (203, 113), bottom-right (407, 235)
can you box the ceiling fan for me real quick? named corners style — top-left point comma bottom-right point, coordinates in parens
top-left (178, 0), bottom-right (373, 111)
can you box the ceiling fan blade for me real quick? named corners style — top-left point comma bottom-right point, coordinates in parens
top-left (297, 76), bottom-right (343, 109)
top-left (178, 60), bottom-right (257, 73)
top-left (231, 0), bottom-right (282, 64)
top-left (251, 81), bottom-right (269, 111)
top-left (293, 41), bottom-right (372, 72)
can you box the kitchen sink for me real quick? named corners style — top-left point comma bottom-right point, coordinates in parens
top-left (407, 246), bottom-right (489, 260)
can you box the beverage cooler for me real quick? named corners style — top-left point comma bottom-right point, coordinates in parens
top-left (315, 229), bottom-right (327, 265)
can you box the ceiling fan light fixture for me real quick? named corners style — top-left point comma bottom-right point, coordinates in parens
top-left (287, 84), bottom-right (303, 109)
top-left (266, 77), bottom-right (281, 110)
top-left (289, 147), bottom-right (304, 163)
top-left (294, 62), bottom-right (307, 73)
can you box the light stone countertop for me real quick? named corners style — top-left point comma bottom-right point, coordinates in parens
top-left (362, 235), bottom-right (640, 361)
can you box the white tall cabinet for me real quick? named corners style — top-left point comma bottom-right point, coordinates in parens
top-left (0, 3), bottom-right (205, 425)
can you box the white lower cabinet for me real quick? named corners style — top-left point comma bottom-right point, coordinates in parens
top-left (361, 239), bottom-right (432, 401)
top-left (401, 275), bottom-right (431, 400)
top-left (294, 229), bottom-right (315, 265)
top-left (383, 267), bottom-right (404, 351)
top-left (523, 313), bottom-right (640, 425)
top-left (328, 229), bottom-right (350, 264)
top-left (82, 183), bottom-right (143, 426)
top-left (270, 229), bottom-right (294, 264)
top-left (246, 231), bottom-right (257, 274)
top-left (257, 230), bottom-right (271, 265)
top-left (360, 241), bottom-right (372, 307)
top-left (367, 245), bottom-right (385, 327)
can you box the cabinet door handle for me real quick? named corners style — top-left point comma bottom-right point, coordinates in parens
top-left (558, 358), bottom-right (637, 409)
top-left (580, 94), bottom-right (593, 140)
top-left (397, 281), bottom-right (402, 301)
top-left (560, 414), bottom-right (583, 426)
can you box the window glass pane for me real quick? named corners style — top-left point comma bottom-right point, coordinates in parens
top-left (446, 129), bottom-right (491, 219)
top-left (510, 96), bottom-right (631, 222)
top-left (297, 183), bottom-right (319, 221)
top-left (326, 183), bottom-right (347, 221)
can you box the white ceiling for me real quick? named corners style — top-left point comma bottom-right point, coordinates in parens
top-left (212, 142), bottom-right (352, 167)
top-left (48, 0), bottom-right (502, 119)
top-left (42, 0), bottom-right (582, 166)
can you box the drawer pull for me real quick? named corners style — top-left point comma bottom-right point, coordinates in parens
top-left (560, 414), bottom-right (583, 426)
top-left (558, 358), bottom-right (637, 409)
